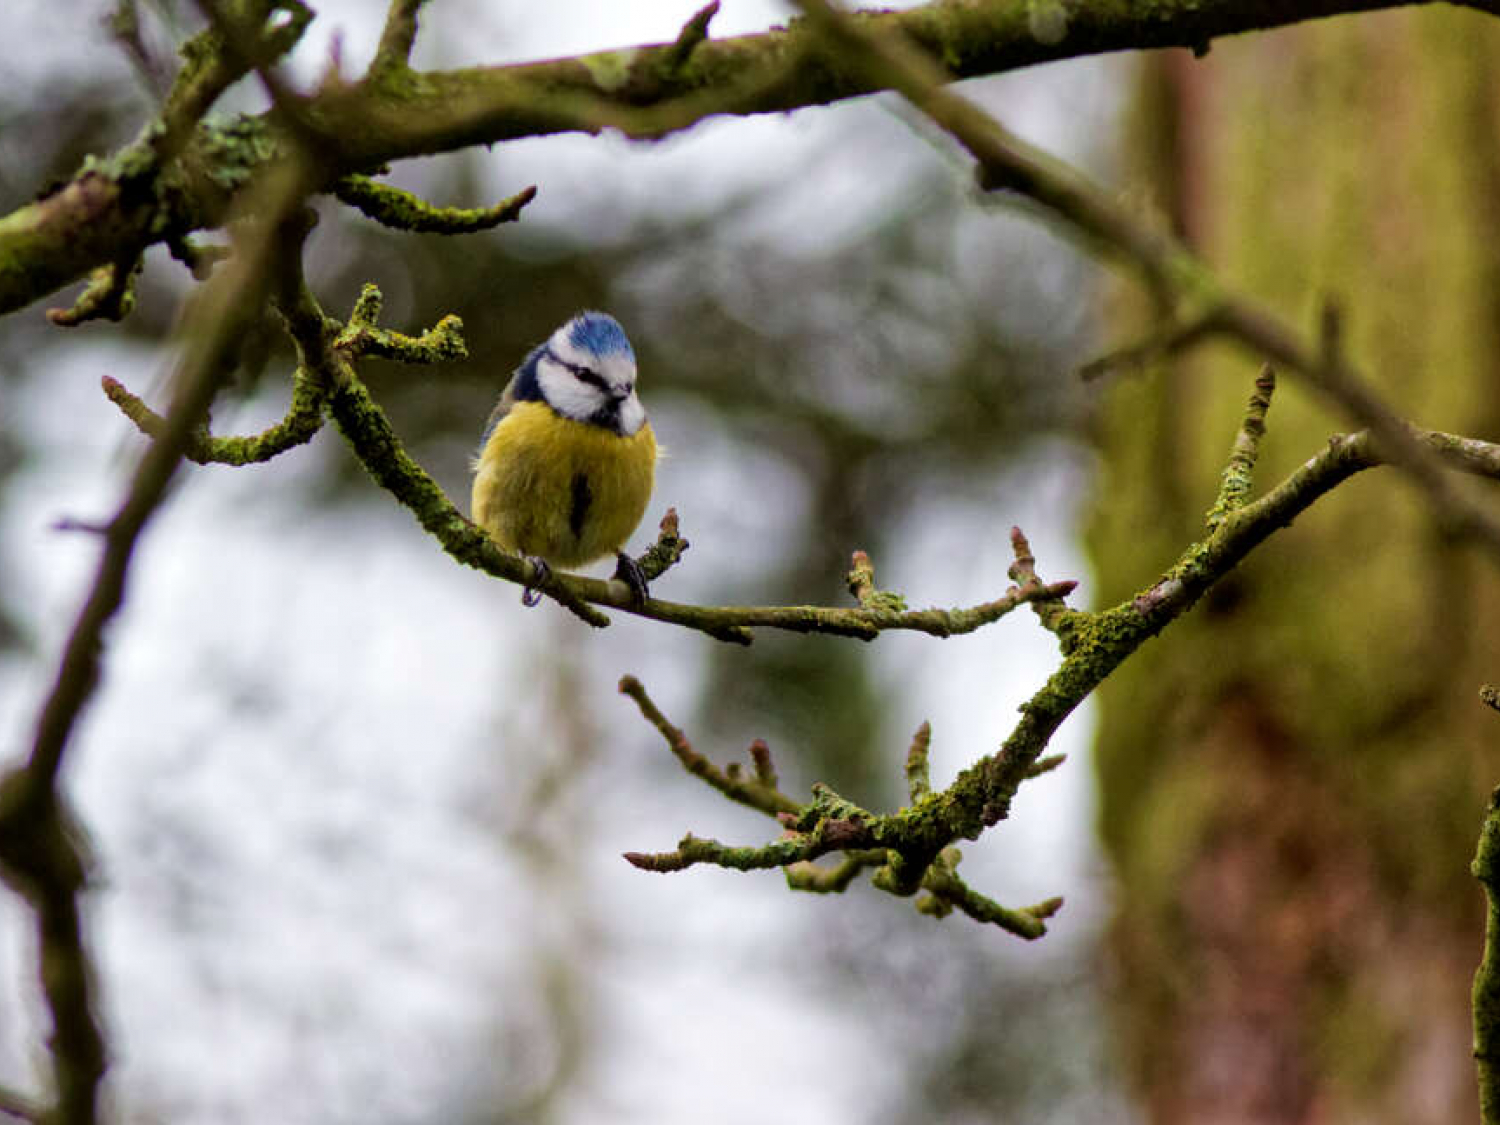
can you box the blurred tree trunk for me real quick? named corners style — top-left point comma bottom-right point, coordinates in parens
top-left (1089, 10), bottom-right (1500, 1123)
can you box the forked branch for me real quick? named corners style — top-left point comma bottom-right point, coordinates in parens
top-left (621, 365), bottom-right (1500, 933)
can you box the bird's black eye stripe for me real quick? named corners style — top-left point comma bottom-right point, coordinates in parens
top-left (544, 348), bottom-right (611, 392)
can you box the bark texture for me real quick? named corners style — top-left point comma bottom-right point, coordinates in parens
top-left (1090, 10), bottom-right (1500, 1122)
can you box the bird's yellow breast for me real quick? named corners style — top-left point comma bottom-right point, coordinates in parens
top-left (471, 401), bottom-right (657, 568)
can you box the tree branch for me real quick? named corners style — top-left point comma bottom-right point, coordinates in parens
top-left (1205, 364), bottom-right (1275, 530)
top-left (1475, 782), bottom-right (1500, 1124)
top-left (90, 274), bottom-right (1069, 643)
top-left (619, 364), bottom-right (1500, 932)
top-left (793, 0), bottom-right (1500, 564)
top-left (371, 0), bottom-right (429, 76)
top-left (333, 177), bottom-right (537, 234)
top-left (0, 134), bottom-right (325, 1125)
top-left (101, 368), bottom-right (326, 466)
top-left (3, 0), bottom-right (1491, 318)
top-left (618, 676), bottom-right (801, 817)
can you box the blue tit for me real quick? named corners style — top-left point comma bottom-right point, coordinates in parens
top-left (471, 311), bottom-right (657, 605)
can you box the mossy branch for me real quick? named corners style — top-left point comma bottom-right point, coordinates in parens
top-left (206, 277), bottom-right (1052, 642)
top-left (1475, 781), bottom-right (1500, 1124)
top-left (619, 365), bottom-right (1500, 934)
top-left (618, 675), bottom-right (1061, 939)
top-left (101, 367), bottom-right (326, 465)
top-left (333, 177), bottom-right (537, 234)
top-left (138, 279), bottom-right (1072, 643)
top-left (370, 0), bottom-right (430, 77)
top-left (905, 721), bottom-right (932, 801)
top-left (917, 849), bottom-right (1062, 938)
top-left (786, 849), bottom-right (886, 893)
top-left (6, 0), bottom-right (1494, 319)
top-left (1205, 364), bottom-right (1276, 531)
top-left (46, 256), bottom-right (141, 326)
top-left (258, 275), bottom-right (612, 630)
top-left (635, 507), bottom-right (690, 582)
top-left (660, 2), bottom-right (722, 80)
top-left (792, 0), bottom-right (1500, 563)
top-left (618, 675), bottom-right (800, 817)
top-left (333, 283), bottom-right (468, 361)
top-left (157, 1), bottom-right (313, 162)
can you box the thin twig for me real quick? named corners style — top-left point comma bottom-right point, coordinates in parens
top-left (333, 178), bottom-right (537, 234)
top-left (618, 676), bottom-right (800, 817)
top-left (102, 370), bottom-right (326, 466)
top-left (1205, 364), bottom-right (1275, 531)
top-left (371, 0), bottom-right (429, 76)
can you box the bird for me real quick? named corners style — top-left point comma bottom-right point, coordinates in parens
top-left (470, 311), bottom-right (657, 606)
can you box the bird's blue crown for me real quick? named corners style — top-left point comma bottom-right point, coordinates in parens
top-left (567, 311), bottom-right (634, 359)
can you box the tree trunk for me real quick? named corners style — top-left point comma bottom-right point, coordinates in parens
top-left (1090, 10), bottom-right (1500, 1122)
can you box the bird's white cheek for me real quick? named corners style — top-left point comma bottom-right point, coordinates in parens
top-left (537, 361), bottom-right (600, 421)
top-left (618, 395), bottom-right (646, 436)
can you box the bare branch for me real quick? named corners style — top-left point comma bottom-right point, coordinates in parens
top-left (618, 676), bottom-right (801, 817)
top-left (1078, 307), bottom-right (1225, 381)
top-left (28, 185), bottom-right (313, 789)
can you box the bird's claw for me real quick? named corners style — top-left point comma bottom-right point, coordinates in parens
top-left (614, 551), bottom-right (650, 606)
top-left (521, 556), bottom-right (551, 607)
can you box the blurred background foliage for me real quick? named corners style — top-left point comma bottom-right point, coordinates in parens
top-left (0, 3), bottom-right (1122, 1123)
top-left (1089, 10), bottom-right (1500, 1122)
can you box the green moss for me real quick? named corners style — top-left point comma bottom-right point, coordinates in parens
top-left (365, 63), bottom-right (438, 103)
top-left (195, 116), bottom-right (282, 195)
top-left (580, 48), bottom-right (643, 93)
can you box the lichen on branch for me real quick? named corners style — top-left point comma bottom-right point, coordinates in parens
top-left (5, 0), bottom-right (1492, 318)
top-left (617, 363), bottom-right (1500, 934)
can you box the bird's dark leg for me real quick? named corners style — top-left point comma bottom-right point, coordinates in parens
top-left (521, 556), bottom-right (551, 607)
top-left (613, 551), bottom-right (649, 606)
